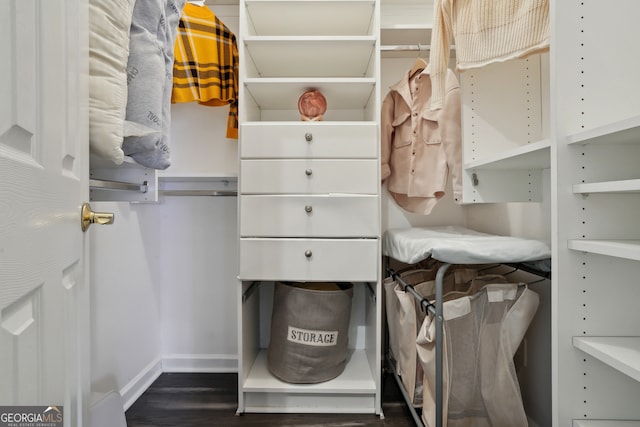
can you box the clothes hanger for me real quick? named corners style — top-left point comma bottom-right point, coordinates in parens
top-left (409, 44), bottom-right (428, 76)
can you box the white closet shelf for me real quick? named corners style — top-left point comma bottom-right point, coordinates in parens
top-left (379, 0), bottom-right (440, 59)
top-left (567, 114), bottom-right (640, 146)
top-left (464, 138), bottom-right (550, 170)
top-left (244, 37), bottom-right (376, 78)
top-left (380, 26), bottom-right (431, 46)
top-left (573, 336), bottom-right (640, 383)
top-left (243, 349), bottom-right (376, 393)
top-left (244, 78), bottom-right (376, 111)
top-left (380, 0), bottom-right (433, 33)
top-left (245, 0), bottom-right (375, 37)
top-left (568, 239), bottom-right (640, 261)
top-left (573, 179), bottom-right (640, 194)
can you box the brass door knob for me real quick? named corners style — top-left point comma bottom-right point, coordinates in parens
top-left (81, 202), bottom-right (115, 232)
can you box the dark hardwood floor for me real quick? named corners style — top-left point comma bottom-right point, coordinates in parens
top-left (126, 372), bottom-right (416, 427)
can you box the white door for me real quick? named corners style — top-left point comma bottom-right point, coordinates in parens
top-left (0, 0), bottom-right (90, 425)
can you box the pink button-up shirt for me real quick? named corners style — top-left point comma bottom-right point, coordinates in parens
top-left (381, 67), bottom-right (462, 214)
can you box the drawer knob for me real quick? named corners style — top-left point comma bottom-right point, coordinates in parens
top-left (305, 205), bottom-right (313, 213)
top-left (305, 132), bottom-right (313, 142)
top-left (304, 250), bottom-right (313, 258)
top-left (305, 169), bottom-right (313, 176)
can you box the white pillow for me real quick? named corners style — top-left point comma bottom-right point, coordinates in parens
top-left (88, 0), bottom-right (136, 165)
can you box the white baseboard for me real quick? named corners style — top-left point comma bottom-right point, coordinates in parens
top-left (117, 354), bottom-right (237, 411)
top-left (120, 356), bottom-right (163, 410)
top-left (161, 353), bottom-right (238, 373)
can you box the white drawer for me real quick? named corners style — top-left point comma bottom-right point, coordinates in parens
top-left (240, 195), bottom-right (379, 238)
top-left (240, 122), bottom-right (377, 159)
top-left (238, 238), bottom-right (379, 282)
top-left (241, 159), bottom-right (378, 194)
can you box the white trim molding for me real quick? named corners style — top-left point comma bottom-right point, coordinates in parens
top-left (161, 353), bottom-right (238, 373)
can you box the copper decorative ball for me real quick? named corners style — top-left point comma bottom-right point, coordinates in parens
top-left (298, 89), bottom-right (327, 121)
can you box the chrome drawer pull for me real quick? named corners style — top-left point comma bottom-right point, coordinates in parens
top-left (304, 250), bottom-right (313, 258)
top-left (305, 205), bottom-right (313, 213)
top-left (305, 169), bottom-right (313, 176)
top-left (305, 132), bottom-right (313, 142)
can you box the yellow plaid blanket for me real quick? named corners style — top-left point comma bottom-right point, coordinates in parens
top-left (172, 3), bottom-right (239, 139)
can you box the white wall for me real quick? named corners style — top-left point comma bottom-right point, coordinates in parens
top-left (90, 202), bottom-right (163, 409)
top-left (156, 195), bottom-right (238, 372)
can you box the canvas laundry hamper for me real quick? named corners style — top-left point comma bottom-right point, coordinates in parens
top-left (416, 282), bottom-right (540, 427)
top-left (392, 268), bottom-right (483, 407)
top-left (267, 281), bottom-right (353, 383)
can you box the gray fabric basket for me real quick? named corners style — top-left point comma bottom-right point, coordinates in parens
top-left (267, 281), bottom-right (353, 384)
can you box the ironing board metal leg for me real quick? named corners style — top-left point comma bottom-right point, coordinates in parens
top-left (435, 263), bottom-right (451, 427)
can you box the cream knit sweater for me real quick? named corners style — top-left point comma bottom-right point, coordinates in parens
top-left (429, 0), bottom-right (549, 110)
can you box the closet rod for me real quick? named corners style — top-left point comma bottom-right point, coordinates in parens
top-left (380, 45), bottom-right (454, 52)
top-left (387, 267), bottom-right (435, 315)
top-left (159, 190), bottom-right (237, 197)
top-left (380, 44), bottom-right (431, 53)
top-left (89, 179), bottom-right (148, 193)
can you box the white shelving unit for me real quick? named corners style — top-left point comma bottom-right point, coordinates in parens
top-left (554, 0), bottom-right (640, 424)
top-left (379, 1), bottom-right (552, 425)
top-left (459, 52), bottom-right (550, 203)
top-left (237, 0), bottom-right (382, 415)
top-left (379, 0), bottom-right (551, 204)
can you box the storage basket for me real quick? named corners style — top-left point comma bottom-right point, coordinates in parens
top-left (267, 281), bottom-right (353, 384)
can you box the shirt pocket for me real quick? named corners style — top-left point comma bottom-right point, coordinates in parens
top-left (420, 109), bottom-right (441, 145)
top-left (391, 112), bottom-right (412, 148)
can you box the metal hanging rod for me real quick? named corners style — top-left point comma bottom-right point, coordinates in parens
top-left (89, 179), bottom-right (148, 193)
top-left (159, 190), bottom-right (237, 197)
top-left (387, 267), bottom-right (436, 314)
top-left (381, 44), bottom-right (431, 52)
